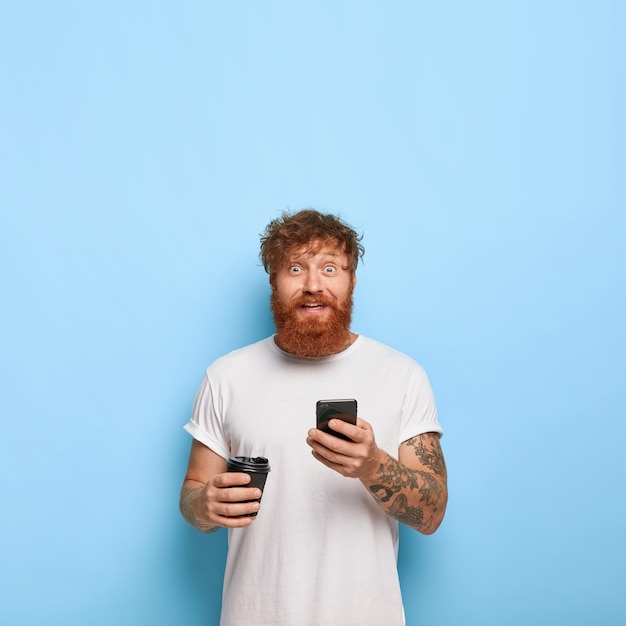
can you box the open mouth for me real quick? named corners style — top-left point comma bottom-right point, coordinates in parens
top-left (300, 303), bottom-right (328, 311)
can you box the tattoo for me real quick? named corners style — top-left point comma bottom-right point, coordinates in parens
top-left (404, 433), bottom-right (447, 478)
top-left (389, 493), bottom-right (432, 529)
top-left (179, 486), bottom-right (219, 534)
top-left (368, 433), bottom-right (447, 532)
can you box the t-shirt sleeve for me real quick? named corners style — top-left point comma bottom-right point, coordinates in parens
top-left (183, 372), bottom-right (231, 460)
top-left (398, 363), bottom-right (443, 444)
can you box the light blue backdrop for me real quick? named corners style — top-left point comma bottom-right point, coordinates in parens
top-left (1, 2), bottom-right (624, 625)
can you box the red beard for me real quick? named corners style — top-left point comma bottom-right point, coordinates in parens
top-left (271, 289), bottom-right (354, 358)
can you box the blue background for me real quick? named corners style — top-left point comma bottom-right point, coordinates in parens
top-left (1, 2), bottom-right (625, 624)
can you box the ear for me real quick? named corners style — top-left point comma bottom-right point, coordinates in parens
top-left (269, 273), bottom-right (275, 287)
top-left (351, 272), bottom-right (357, 289)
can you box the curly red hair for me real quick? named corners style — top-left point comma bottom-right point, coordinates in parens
top-left (259, 209), bottom-right (364, 275)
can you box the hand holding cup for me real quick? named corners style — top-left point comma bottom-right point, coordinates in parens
top-left (226, 456), bottom-right (271, 518)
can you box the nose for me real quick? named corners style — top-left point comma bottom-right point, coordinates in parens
top-left (303, 271), bottom-right (322, 294)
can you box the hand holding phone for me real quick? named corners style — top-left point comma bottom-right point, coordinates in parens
top-left (316, 399), bottom-right (357, 441)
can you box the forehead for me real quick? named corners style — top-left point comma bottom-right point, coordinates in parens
top-left (287, 239), bottom-right (346, 261)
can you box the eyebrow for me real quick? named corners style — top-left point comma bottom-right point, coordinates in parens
top-left (288, 257), bottom-right (342, 269)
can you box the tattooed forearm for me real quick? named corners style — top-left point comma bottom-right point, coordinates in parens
top-left (389, 493), bottom-right (431, 530)
top-left (368, 456), bottom-right (441, 532)
top-left (179, 486), bottom-right (219, 533)
top-left (367, 433), bottom-right (447, 534)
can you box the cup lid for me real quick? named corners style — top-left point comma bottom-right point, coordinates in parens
top-left (227, 456), bottom-right (271, 472)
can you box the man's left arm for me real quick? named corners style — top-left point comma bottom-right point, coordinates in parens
top-left (365, 432), bottom-right (447, 534)
top-left (307, 419), bottom-right (448, 534)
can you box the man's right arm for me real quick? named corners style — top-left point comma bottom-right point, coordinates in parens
top-left (179, 439), bottom-right (261, 532)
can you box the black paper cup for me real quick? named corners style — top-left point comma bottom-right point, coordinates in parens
top-left (226, 456), bottom-right (271, 517)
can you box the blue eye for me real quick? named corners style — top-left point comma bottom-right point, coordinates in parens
top-left (324, 266), bottom-right (336, 274)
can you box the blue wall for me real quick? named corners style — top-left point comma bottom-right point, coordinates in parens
top-left (1, 2), bottom-right (624, 624)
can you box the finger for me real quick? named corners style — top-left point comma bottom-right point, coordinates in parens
top-left (328, 419), bottom-right (362, 441)
top-left (355, 417), bottom-right (372, 430)
top-left (216, 499), bottom-right (261, 519)
top-left (311, 450), bottom-right (342, 471)
top-left (307, 428), bottom-right (348, 454)
top-left (214, 506), bottom-right (258, 527)
top-left (311, 450), bottom-right (352, 477)
top-left (215, 472), bottom-right (252, 488)
top-left (309, 437), bottom-right (353, 466)
top-left (216, 486), bottom-right (263, 503)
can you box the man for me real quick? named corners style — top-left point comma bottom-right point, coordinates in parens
top-left (180, 209), bottom-right (447, 625)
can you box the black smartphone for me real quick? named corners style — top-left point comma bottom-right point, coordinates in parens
top-left (316, 399), bottom-right (358, 441)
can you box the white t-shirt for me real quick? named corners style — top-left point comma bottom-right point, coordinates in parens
top-left (184, 335), bottom-right (442, 626)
